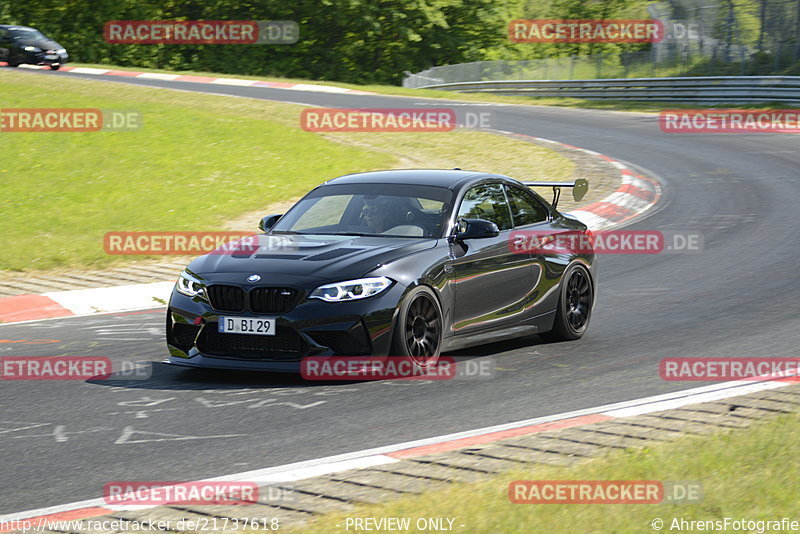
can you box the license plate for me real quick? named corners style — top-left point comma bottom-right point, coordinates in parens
top-left (44, 55), bottom-right (58, 60)
top-left (218, 317), bottom-right (275, 336)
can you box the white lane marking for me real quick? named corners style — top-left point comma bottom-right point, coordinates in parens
top-left (210, 78), bottom-right (258, 86)
top-left (135, 72), bottom-right (181, 80)
top-left (196, 92), bottom-right (319, 106)
top-left (117, 397), bottom-right (175, 407)
top-left (6, 315), bottom-right (76, 327)
top-left (10, 426), bottom-right (115, 442)
top-left (195, 397), bottom-right (265, 408)
top-left (413, 103), bottom-right (513, 107)
top-left (249, 400), bottom-right (327, 410)
top-left (43, 281), bottom-right (174, 315)
top-left (601, 380), bottom-right (792, 417)
top-left (289, 83), bottom-right (353, 93)
top-left (621, 174), bottom-right (658, 191)
top-left (113, 426), bottom-right (248, 444)
top-left (0, 422), bottom-right (51, 435)
top-left (104, 409), bottom-right (179, 419)
top-left (569, 210), bottom-right (615, 231)
top-left (604, 191), bottom-right (654, 212)
top-left (0, 309), bottom-right (164, 327)
top-left (0, 496), bottom-right (113, 521)
top-left (68, 67), bottom-right (111, 75)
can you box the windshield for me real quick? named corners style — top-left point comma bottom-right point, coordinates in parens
top-left (9, 28), bottom-right (48, 41)
top-left (272, 183), bottom-right (453, 238)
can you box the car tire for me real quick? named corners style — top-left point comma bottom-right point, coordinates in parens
top-left (540, 263), bottom-right (593, 342)
top-left (390, 285), bottom-right (443, 369)
top-left (49, 65), bottom-right (60, 70)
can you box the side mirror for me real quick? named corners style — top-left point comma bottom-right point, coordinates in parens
top-left (454, 218), bottom-right (500, 240)
top-left (259, 214), bottom-right (282, 233)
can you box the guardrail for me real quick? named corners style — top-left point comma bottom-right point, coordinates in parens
top-left (403, 76), bottom-right (800, 104)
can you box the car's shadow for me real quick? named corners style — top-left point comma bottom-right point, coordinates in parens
top-left (449, 334), bottom-right (562, 355)
top-left (87, 334), bottom-right (555, 391)
top-left (87, 364), bottom-right (318, 391)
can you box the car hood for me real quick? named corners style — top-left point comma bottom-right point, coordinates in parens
top-left (187, 234), bottom-right (438, 282)
top-left (19, 38), bottom-right (62, 50)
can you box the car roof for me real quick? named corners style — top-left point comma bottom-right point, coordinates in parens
top-left (0, 25), bottom-right (36, 30)
top-left (325, 169), bottom-right (516, 190)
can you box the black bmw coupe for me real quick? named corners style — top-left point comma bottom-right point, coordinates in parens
top-left (165, 169), bottom-right (596, 372)
top-left (0, 25), bottom-right (69, 69)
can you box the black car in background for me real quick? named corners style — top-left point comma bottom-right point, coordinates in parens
top-left (165, 169), bottom-right (596, 373)
top-left (0, 25), bottom-right (68, 69)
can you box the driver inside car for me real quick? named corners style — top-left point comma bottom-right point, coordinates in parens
top-left (361, 196), bottom-right (425, 236)
top-left (361, 197), bottom-right (394, 233)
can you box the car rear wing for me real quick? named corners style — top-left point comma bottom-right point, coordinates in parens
top-left (523, 179), bottom-right (589, 210)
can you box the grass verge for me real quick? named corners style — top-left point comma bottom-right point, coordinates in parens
top-left (0, 70), bottom-right (575, 271)
top-left (285, 413), bottom-right (800, 533)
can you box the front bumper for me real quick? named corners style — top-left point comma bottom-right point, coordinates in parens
top-left (165, 281), bottom-right (405, 372)
top-left (21, 50), bottom-right (68, 66)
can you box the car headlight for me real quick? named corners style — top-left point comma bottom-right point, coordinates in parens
top-left (176, 271), bottom-right (207, 299)
top-left (309, 277), bottom-right (393, 302)
top-left (56, 48), bottom-right (66, 54)
top-left (23, 46), bottom-right (41, 52)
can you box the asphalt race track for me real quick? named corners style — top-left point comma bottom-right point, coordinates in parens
top-left (2, 68), bottom-right (799, 513)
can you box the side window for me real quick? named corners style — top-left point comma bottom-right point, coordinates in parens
top-left (456, 183), bottom-right (512, 231)
top-left (506, 185), bottom-right (550, 227)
